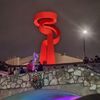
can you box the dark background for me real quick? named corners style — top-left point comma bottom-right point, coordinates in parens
top-left (0, 0), bottom-right (100, 60)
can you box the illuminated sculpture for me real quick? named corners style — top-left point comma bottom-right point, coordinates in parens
top-left (34, 11), bottom-right (60, 64)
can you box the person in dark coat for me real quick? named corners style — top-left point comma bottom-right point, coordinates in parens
top-left (36, 61), bottom-right (43, 71)
top-left (76, 94), bottom-right (100, 100)
top-left (19, 67), bottom-right (26, 74)
top-left (83, 56), bottom-right (89, 64)
top-left (89, 58), bottom-right (94, 63)
top-left (94, 55), bottom-right (100, 63)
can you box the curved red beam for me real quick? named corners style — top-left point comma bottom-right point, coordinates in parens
top-left (34, 11), bottom-right (60, 64)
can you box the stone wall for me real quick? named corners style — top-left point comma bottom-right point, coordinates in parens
top-left (0, 65), bottom-right (100, 99)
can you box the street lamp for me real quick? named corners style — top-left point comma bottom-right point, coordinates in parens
top-left (83, 30), bottom-right (88, 34)
top-left (83, 30), bottom-right (88, 58)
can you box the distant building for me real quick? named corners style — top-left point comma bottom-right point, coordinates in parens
top-left (6, 53), bottom-right (82, 65)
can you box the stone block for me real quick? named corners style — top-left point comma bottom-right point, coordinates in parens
top-left (58, 77), bottom-right (66, 84)
top-left (96, 81), bottom-right (100, 85)
top-left (97, 84), bottom-right (100, 88)
top-left (84, 80), bottom-right (90, 86)
top-left (74, 70), bottom-right (82, 76)
top-left (50, 78), bottom-right (58, 85)
top-left (17, 79), bottom-right (23, 84)
top-left (78, 67), bottom-right (85, 71)
top-left (68, 68), bottom-right (74, 73)
top-left (44, 79), bottom-right (49, 86)
top-left (0, 77), bottom-right (6, 84)
top-left (90, 84), bottom-right (96, 90)
top-left (78, 77), bottom-right (84, 83)
top-left (16, 85), bottom-right (20, 88)
top-left (2, 85), bottom-right (7, 89)
top-left (1, 81), bottom-right (7, 86)
top-left (52, 71), bottom-right (56, 75)
top-left (66, 78), bottom-right (74, 84)
top-left (65, 72), bottom-right (70, 79)
top-left (21, 83), bottom-right (26, 88)
top-left (90, 73), bottom-right (94, 76)
top-left (49, 73), bottom-right (53, 81)
top-left (7, 85), bottom-right (10, 89)
top-left (83, 70), bottom-right (90, 77)
top-left (11, 83), bottom-right (16, 88)
top-left (97, 88), bottom-right (100, 93)
top-left (73, 76), bottom-right (78, 81)
top-left (20, 74), bottom-right (29, 82)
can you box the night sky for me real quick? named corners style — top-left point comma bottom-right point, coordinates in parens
top-left (0, 0), bottom-right (100, 60)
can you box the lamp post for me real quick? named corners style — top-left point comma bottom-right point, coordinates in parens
top-left (83, 30), bottom-right (88, 58)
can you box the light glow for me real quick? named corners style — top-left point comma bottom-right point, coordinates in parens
top-left (83, 30), bottom-right (88, 34)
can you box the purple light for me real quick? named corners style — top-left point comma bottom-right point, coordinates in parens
top-left (54, 96), bottom-right (80, 100)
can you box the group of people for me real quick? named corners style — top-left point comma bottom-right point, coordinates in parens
top-left (1, 54), bottom-right (100, 76)
top-left (0, 60), bottom-right (43, 76)
top-left (83, 55), bottom-right (100, 64)
top-left (27, 60), bottom-right (43, 72)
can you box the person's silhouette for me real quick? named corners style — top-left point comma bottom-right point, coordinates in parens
top-left (76, 94), bottom-right (100, 100)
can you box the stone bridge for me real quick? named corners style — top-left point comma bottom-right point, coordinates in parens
top-left (0, 63), bottom-right (100, 99)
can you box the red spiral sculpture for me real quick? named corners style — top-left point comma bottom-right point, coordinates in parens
top-left (34, 11), bottom-right (60, 64)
